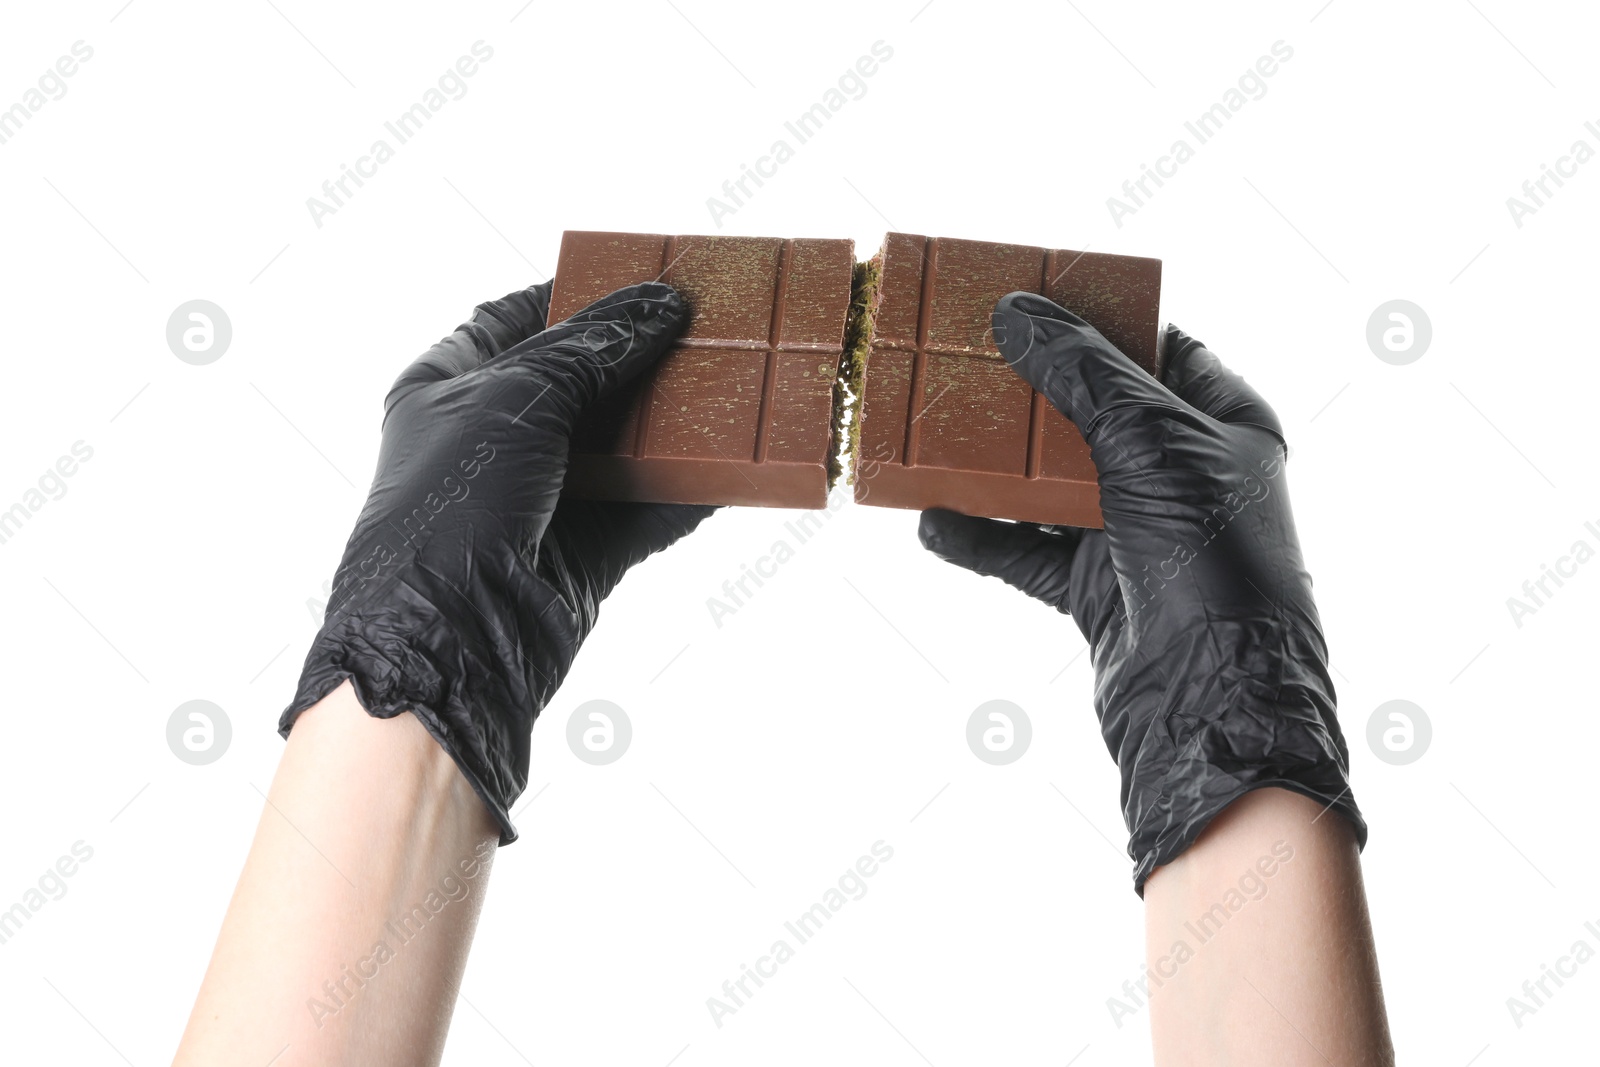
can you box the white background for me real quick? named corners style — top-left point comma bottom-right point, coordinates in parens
top-left (1, 0), bottom-right (1596, 1063)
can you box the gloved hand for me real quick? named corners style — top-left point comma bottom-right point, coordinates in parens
top-left (919, 295), bottom-right (1365, 892)
top-left (282, 281), bottom-right (714, 843)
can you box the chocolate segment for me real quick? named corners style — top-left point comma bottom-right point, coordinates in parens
top-left (853, 234), bottom-right (1162, 528)
top-left (548, 231), bottom-right (855, 509)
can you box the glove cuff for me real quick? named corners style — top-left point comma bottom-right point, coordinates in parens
top-left (279, 551), bottom-right (564, 845)
top-left (1114, 628), bottom-right (1367, 895)
top-left (1128, 758), bottom-right (1367, 895)
top-left (280, 656), bottom-right (522, 845)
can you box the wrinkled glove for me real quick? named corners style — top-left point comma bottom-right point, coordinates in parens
top-left (282, 281), bottom-right (714, 842)
top-left (920, 294), bottom-right (1365, 892)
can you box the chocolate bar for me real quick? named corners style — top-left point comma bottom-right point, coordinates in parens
top-left (548, 231), bottom-right (855, 509)
top-left (849, 233), bottom-right (1162, 527)
top-left (547, 229), bottom-right (1163, 526)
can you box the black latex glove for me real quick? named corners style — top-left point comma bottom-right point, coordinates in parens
top-left (919, 295), bottom-right (1365, 892)
top-left (282, 281), bottom-right (714, 842)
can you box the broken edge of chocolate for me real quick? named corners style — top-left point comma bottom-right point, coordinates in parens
top-left (828, 253), bottom-right (882, 494)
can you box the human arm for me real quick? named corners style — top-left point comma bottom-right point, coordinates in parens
top-left (173, 280), bottom-right (714, 1065)
top-left (918, 299), bottom-right (1392, 1063)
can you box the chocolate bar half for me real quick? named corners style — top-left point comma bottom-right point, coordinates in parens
top-left (849, 233), bottom-right (1163, 528)
top-left (547, 231), bottom-right (855, 509)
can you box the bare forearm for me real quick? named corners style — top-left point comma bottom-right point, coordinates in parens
top-left (173, 682), bottom-right (499, 1067)
top-left (1142, 787), bottom-right (1393, 1067)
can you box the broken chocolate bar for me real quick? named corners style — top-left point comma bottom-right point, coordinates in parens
top-left (547, 229), bottom-right (1164, 526)
top-left (547, 231), bottom-right (855, 509)
top-left (850, 233), bottom-right (1163, 528)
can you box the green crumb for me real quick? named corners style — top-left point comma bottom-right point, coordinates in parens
top-left (828, 254), bottom-right (882, 492)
